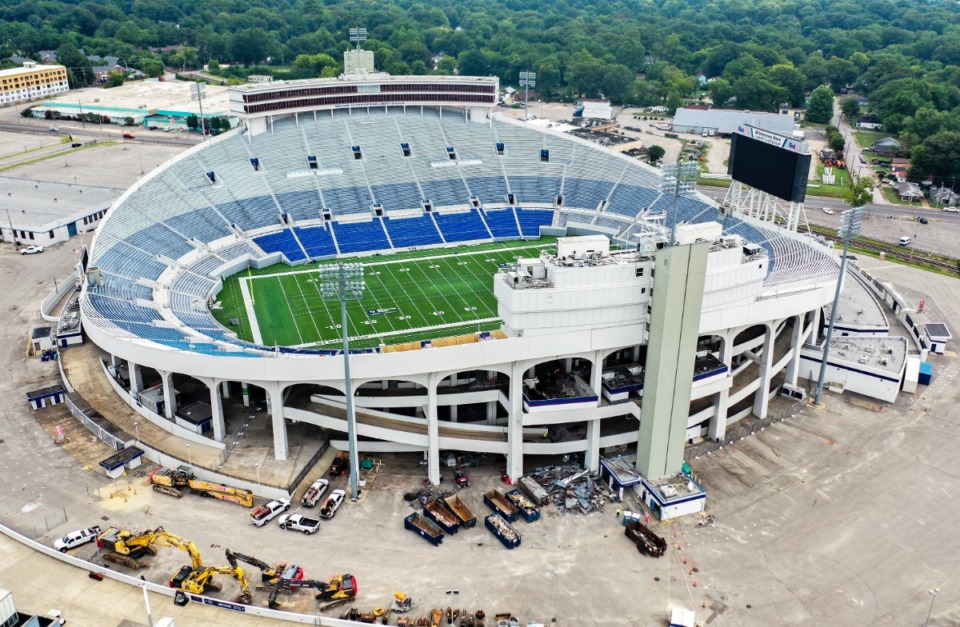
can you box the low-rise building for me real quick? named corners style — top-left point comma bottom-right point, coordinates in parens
top-left (671, 107), bottom-right (795, 136)
top-left (856, 115), bottom-right (882, 130)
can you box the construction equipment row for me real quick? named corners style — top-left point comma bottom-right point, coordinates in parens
top-left (148, 466), bottom-right (253, 508)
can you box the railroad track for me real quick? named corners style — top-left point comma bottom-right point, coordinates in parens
top-left (808, 224), bottom-right (960, 275)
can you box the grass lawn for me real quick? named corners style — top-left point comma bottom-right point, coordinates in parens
top-left (853, 130), bottom-right (893, 149)
top-left (212, 238), bottom-right (558, 349)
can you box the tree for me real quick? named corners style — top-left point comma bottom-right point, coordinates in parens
top-left (123, 116), bottom-right (134, 126)
top-left (665, 92), bottom-right (683, 115)
top-left (910, 132), bottom-right (960, 181)
top-left (106, 70), bottom-right (125, 88)
top-left (601, 64), bottom-right (634, 104)
top-left (57, 42), bottom-right (95, 87)
top-left (839, 97), bottom-right (860, 121)
top-left (767, 65), bottom-right (806, 108)
top-left (186, 114), bottom-right (199, 131)
top-left (647, 145), bottom-right (665, 164)
top-left (845, 177), bottom-right (874, 208)
top-left (708, 78), bottom-right (734, 107)
top-left (806, 85), bottom-right (835, 124)
top-left (733, 72), bottom-right (788, 111)
top-left (828, 131), bottom-right (845, 152)
top-left (229, 28), bottom-right (276, 66)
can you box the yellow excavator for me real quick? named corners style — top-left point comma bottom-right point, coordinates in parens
top-left (96, 526), bottom-right (203, 570)
top-left (170, 564), bottom-right (253, 604)
top-left (149, 466), bottom-right (254, 508)
top-left (225, 548), bottom-right (303, 585)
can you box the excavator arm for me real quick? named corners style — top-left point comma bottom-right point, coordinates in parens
top-left (150, 531), bottom-right (204, 569)
top-left (225, 548), bottom-right (298, 584)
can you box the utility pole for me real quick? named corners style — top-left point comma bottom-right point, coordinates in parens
top-left (191, 82), bottom-right (207, 140)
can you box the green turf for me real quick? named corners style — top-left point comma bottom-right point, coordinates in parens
top-left (212, 238), bottom-right (558, 349)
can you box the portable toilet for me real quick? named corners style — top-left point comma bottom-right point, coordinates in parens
top-left (918, 361), bottom-right (933, 386)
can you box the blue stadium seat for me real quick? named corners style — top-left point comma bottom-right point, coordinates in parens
top-left (433, 209), bottom-right (492, 242)
top-left (294, 225), bottom-right (338, 258)
top-left (332, 219), bottom-right (392, 254)
top-left (515, 208), bottom-right (554, 236)
top-left (253, 230), bottom-right (307, 262)
top-left (383, 215), bottom-right (444, 248)
top-left (482, 208), bottom-right (520, 238)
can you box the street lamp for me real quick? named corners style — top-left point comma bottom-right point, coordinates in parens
top-left (519, 71), bottom-right (536, 121)
top-left (814, 207), bottom-right (863, 405)
top-left (134, 422), bottom-right (140, 445)
top-left (186, 443), bottom-right (192, 469)
top-left (319, 262), bottom-right (365, 501)
top-left (255, 463), bottom-right (261, 485)
top-left (924, 588), bottom-right (939, 627)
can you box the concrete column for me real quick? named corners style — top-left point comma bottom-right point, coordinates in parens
top-left (585, 420), bottom-right (601, 472)
top-left (426, 376), bottom-right (440, 485)
top-left (241, 382), bottom-right (250, 407)
top-left (486, 401), bottom-right (498, 424)
top-left (129, 361), bottom-right (144, 394)
top-left (812, 306), bottom-right (823, 345)
top-left (564, 358), bottom-right (573, 373)
top-left (708, 333), bottom-right (734, 442)
top-left (159, 370), bottom-right (177, 419)
top-left (507, 363), bottom-right (525, 482)
top-left (207, 380), bottom-right (225, 441)
top-left (752, 325), bottom-right (775, 420)
top-left (449, 404), bottom-right (458, 423)
top-left (632, 345), bottom-right (641, 362)
top-left (784, 314), bottom-right (805, 386)
top-left (269, 384), bottom-right (288, 461)
top-left (111, 354), bottom-right (121, 368)
top-left (221, 380), bottom-right (231, 399)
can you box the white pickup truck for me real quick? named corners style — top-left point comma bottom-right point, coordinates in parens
top-left (319, 489), bottom-right (346, 519)
top-left (277, 513), bottom-right (321, 535)
top-left (54, 525), bottom-right (101, 552)
top-left (301, 479), bottom-right (329, 508)
top-left (250, 498), bottom-right (290, 527)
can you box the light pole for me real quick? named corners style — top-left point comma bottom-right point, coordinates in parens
top-left (191, 82), bottom-right (207, 140)
top-left (255, 463), bottom-right (261, 485)
top-left (134, 422), bottom-right (140, 445)
top-left (519, 71), bottom-right (536, 121)
top-left (186, 443), bottom-right (192, 469)
top-left (814, 207), bottom-right (863, 405)
top-left (924, 588), bottom-right (939, 627)
top-left (319, 262), bottom-right (366, 501)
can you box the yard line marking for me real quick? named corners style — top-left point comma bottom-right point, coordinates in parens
top-left (295, 317), bottom-right (501, 347)
top-left (405, 260), bottom-right (468, 324)
top-left (274, 275), bottom-right (305, 345)
top-left (290, 271), bottom-right (324, 341)
top-left (238, 276), bottom-right (264, 345)
top-left (436, 255), bottom-right (499, 318)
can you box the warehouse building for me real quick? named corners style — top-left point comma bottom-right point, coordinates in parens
top-left (671, 108), bottom-right (796, 136)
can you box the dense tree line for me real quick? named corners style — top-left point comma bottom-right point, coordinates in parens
top-left (1, 0), bottom-right (959, 179)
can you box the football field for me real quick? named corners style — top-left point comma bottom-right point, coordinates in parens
top-left (212, 238), bottom-right (557, 349)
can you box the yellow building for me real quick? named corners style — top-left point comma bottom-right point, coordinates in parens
top-left (0, 62), bottom-right (69, 105)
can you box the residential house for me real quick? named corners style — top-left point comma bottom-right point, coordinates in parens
top-left (892, 181), bottom-right (923, 201)
top-left (872, 137), bottom-right (902, 156)
top-left (856, 115), bottom-right (883, 130)
top-left (931, 186), bottom-right (959, 206)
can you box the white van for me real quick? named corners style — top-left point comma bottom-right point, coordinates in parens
top-left (898, 236), bottom-right (912, 246)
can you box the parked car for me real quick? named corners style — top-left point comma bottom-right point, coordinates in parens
top-left (918, 216), bottom-right (928, 225)
top-left (301, 478), bottom-right (329, 508)
top-left (54, 525), bottom-right (101, 552)
top-left (822, 208), bottom-right (834, 215)
top-left (250, 498), bottom-right (290, 527)
top-left (899, 236), bottom-right (912, 246)
top-left (20, 245), bottom-right (44, 255)
top-left (277, 513), bottom-right (321, 535)
top-left (858, 154), bottom-right (866, 164)
top-left (943, 206), bottom-right (959, 213)
top-left (319, 489), bottom-right (346, 519)
top-left (48, 126), bottom-right (59, 132)
top-left (122, 133), bottom-right (135, 139)
top-left (70, 142), bottom-right (82, 148)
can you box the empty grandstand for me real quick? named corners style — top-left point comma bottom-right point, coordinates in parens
top-left (80, 63), bottom-right (839, 488)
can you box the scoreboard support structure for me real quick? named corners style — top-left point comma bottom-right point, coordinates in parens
top-left (721, 180), bottom-right (809, 233)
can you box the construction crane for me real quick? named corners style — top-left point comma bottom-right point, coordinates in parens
top-left (225, 548), bottom-right (303, 585)
top-left (96, 526), bottom-right (203, 570)
top-left (172, 564), bottom-right (253, 604)
top-left (266, 574), bottom-right (358, 611)
top-left (149, 466), bottom-right (254, 508)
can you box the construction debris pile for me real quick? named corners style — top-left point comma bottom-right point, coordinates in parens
top-left (521, 464), bottom-right (613, 515)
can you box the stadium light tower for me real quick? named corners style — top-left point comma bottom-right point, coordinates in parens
top-left (519, 71), bottom-right (536, 121)
top-left (814, 206), bottom-right (863, 405)
top-left (349, 27), bottom-right (367, 51)
top-left (319, 262), bottom-right (365, 501)
top-left (190, 82), bottom-right (207, 141)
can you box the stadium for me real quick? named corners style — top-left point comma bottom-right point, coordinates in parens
top-left (79, 55), bottom-right (840, 490)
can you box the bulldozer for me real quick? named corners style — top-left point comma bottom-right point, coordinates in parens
top-left (96, 526), bottom-right (203, 570)
top-left (149, 466), bottom-right (254, 508)
top-left (171, 564), bottom-right (253, 604)
top-left (225, 548), bottom-right (303, 585)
